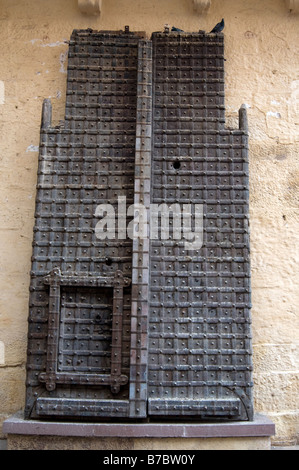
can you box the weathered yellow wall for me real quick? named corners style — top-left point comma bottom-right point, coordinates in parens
top-left (0, 0), bottom-right (298, 445)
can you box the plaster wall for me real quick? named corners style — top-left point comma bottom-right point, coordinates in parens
top-left (0, 0), bottom-right (298, 445)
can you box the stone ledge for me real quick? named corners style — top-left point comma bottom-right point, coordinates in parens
top-left (76, 1), bottom-right (299, 15)
top-left (78, 0), bottom-right (102, 15)
top-left (285, 0), bottom-right (299, 13)
top-left (3, 412), bottom-right (275, 439)
top-left (192, 0), bottom-right (211, 14)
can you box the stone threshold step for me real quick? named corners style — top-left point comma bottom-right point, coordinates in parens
top-left (3, 412), bottom-right (275, 439)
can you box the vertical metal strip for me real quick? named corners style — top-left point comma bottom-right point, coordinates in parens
top-left (44, 268), bottom-right (61, 391)
top-left (129, 39), bottom-right (152, 418)
top-left (110, 271), bottom-right (125, 394)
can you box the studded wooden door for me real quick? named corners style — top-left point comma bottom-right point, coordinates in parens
top-left (147, 32), bottom-right (253, 420)
top-left (25, 28), bottom-right (253, 421)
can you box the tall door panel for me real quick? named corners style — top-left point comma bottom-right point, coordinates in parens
top-left (25, 29), bottom-right (144, 419)
top-left (147, 32), bottom-right (253, 420)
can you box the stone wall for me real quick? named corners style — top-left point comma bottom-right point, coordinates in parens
top-left (0, 0), bottom-right (298, 445)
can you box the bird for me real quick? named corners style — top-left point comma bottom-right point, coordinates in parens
top-left (172, 26), bottom-right (184, 32)
top-left (210, 19), bottom-right (225, 34)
